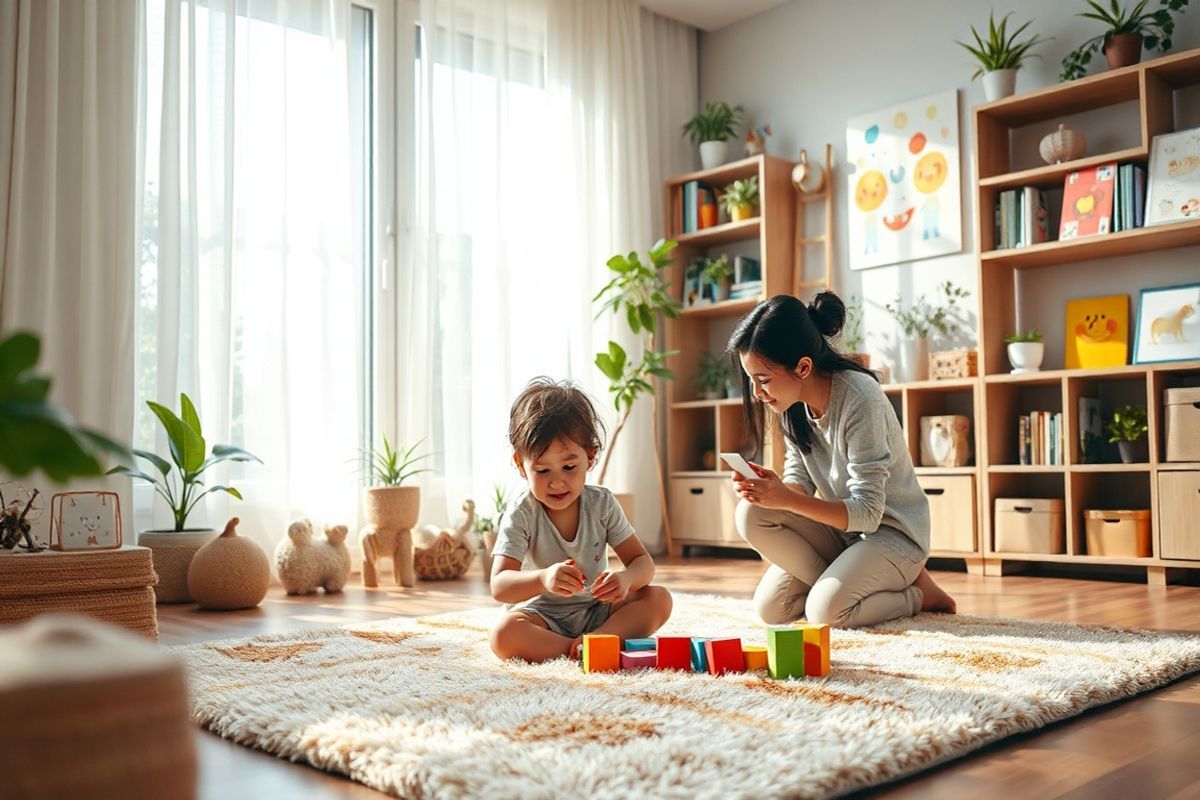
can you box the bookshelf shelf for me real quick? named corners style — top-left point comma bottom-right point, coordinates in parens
top-left (914, 466), bottom-right (977, 476)
top-left (989, 465), bottom-right (1067, 474)
top-left (981, 218), bottom-right (1200, 270)
top-left (978, 147), bottom-right (1147, 191)
top-left (671, 398), bottom-right (743, 409)
top-left (1069, 463), bottom-right (1151, 472)
top-left (679, 297), bottom-right (761, 319)
top-left (675, 218), bottom-right (761, 247)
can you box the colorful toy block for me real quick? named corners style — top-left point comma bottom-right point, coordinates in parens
top-left (582, 634), bottom-right (620, 673)
top-left (704, 638), bottom-right (745, 675)
top-left (742, 644), bottom-right (768, 672)
top-left (690, 637), bottom-right (709, 672)
top-left (767, 626), bottom-right (806, 680)
top-left (794, 622), bottom-right (831, 677)
top-left (656, 636), bottom-right (692, 670)
top-left (620, 650), bottom-right (657, 670)
top-left (624, 637), bottom-right (657, 652)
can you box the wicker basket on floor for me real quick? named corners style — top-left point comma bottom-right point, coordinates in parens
top-left (413, 532), bottom-right (473, 580)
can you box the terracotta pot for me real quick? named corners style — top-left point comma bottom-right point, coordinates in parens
top-left (364, 486), bottom-right (420, 529)
top-left (1104, 33), bottom-right (1142, 70)
top-left (138, 528), bottom-right (219, 604)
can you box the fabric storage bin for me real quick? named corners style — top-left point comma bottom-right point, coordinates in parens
top-left (668, 477), bottom-right (741, 546)
top-left (1158, 471), bottom-right (1200, 561)
top-left (1165, 387), bottom-right (1200, 462)
top-left (995, 498), bottom-right (1065, 554)
top-left (920, 475), bottom-right (976, 552)
top-left (1084, 509), bottom-right (1151, 557)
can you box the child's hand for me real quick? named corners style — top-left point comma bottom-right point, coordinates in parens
top-left (734, 463), bottom-right (791, 510)
top-left (540, 559), bottom-right (585, 597)
top-left (590, 570), bottom-right (630, 604)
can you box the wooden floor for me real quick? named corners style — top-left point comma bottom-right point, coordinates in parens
top-left (158, 557), bottom-right (1200, 799)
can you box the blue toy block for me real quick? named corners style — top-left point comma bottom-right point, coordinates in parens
top-left (690, 637), bottom-right (709, 672)
top-left (624, 637), bottom-right (657, 652)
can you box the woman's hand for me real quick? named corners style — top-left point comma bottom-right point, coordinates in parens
top-left (540, 559), bottom-right (585, 597)
top-left (732, 462), bottom-right (793, 511)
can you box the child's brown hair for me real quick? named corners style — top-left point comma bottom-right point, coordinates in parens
top-left (508, 377), bottom-right (605, 462)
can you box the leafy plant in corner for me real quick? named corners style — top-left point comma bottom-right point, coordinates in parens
top-left (473, 484), bottom-right (510, 536)
top-left (842, 295), bottom-right (865, 353)
top-left (694, 351), bottom-right (731, 397)
top-left (681, 101), bottom-right (745, 144)
top-left (957, 11), bottom-right (1051, 79)
top-left (363, 435), bottom-right (431, 487)
top-left (0, 331), bottom-right (130, 482)
top-left (1106, 404), bottom-right (1148, 442)
top-left (108, 393), bottom-right (261, 532)
top-left (700, 255), bottom-right (733, 285)
top-left (885, 281), bottom-right (972, 340)
top-left (1004, 329), bottom-right (1044, 343)
top-left (720, 177), bottom-right (760, 217)
top-left (1060, 0), bottom-right (1189, 81)
top-left (593, 239), bottom-right (680, 485)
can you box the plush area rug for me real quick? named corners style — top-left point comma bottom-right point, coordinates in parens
top-left (171, 594), bottom-right (1200, 799)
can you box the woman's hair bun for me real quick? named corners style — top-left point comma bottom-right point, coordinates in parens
top-left (807, 291), bottom-right (845, 338)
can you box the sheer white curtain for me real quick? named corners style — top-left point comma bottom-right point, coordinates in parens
top-left (0, 0), bottom-right (138, 533)
top-left (138, 0), bottom-right (362, 553)
top-left (399, 0), bottom-right (695, 550)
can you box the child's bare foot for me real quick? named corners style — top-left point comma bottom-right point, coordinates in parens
top-left (914, 568), bottom-right (957, 613)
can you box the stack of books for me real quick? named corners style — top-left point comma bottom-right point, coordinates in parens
top-left (995, 186), bottom-right (1049, 249)
top-left (1018, 411), bottom-right (1064, 466)
top-left (729, 280), bottom-right (762, 300)
top-left (1111, 163), bottom-right (1147, 232)
top-left (677, 181), bottom-right (717, 234)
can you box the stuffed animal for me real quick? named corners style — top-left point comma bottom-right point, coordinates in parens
top-left (274, 519), bottom-right (351, 595)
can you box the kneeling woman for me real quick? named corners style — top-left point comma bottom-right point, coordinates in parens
top-left (728, 293), bottom-right (956, 628)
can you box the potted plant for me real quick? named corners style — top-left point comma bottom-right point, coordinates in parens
top-left (694, 351), bottom-right (730, 400)
top-left (956, 11), bottom-right (1051, 102)
top-left (840, 295), bottom-right (870, 368)
top-left (593, 239), bottom-right (681, 531)
top-left (472, 483), bottom-right (509, 585)
top-left (360, 434), bottom-right (430, 586)
top-left (682, 101), bottom-right (744, 170)
top-left (1060, 0), bottom-right (1189, 81)
top-left (720, 177), bottom-right (760, 222)
top-left (1005, 329), bottom-right (1045, 373)
top-left (885, 281), bottom-right (971, 383)
top-left (1107, 404), bottom-right (1149, 463)
top-left (108, 393), bottom-right (261, 603)
top-left (701, 255), bottom-right (733, 302)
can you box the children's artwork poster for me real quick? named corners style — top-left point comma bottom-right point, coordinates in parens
top-left (1065, 294), bottom-right (1129, 369)
top-left (1144, 127), bottom-right (1200, 226)
top-left (50, 491), bottom-right (122, 551)
top-left (846, 90), bottom-right (962, 270)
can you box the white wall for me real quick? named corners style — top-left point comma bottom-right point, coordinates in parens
top-left (699, 0), bottom-right (1200, 369)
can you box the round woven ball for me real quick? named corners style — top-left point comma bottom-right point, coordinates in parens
top-left (187, 518), bottom-right (270, 610)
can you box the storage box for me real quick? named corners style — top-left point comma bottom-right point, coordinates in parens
top-left (921, 475), bottom-right (976, 552)
top-left (1164, 387), bottom-right (1200, 462)
top-left (995, 497), bottom-right (1065, 554)
top-left (1084, 509), bottom-right (1151, 557)
top-left (668, 477), bottom-right (742, 546)
top-left (929, 348), bottom-right (978, 380)
top-left (1158, 471), bottom-right (1200, 561)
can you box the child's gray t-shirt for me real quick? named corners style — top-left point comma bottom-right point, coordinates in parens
top-left (492, 485), bottom-right (636, 611)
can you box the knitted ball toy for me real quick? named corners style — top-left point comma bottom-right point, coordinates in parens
top-left (186, 517), bottom-right (270, 610)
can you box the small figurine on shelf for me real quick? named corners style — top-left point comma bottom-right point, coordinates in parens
top-left (0, 485), bottom-right (43, 552)
top-left (744, 124), bottom-right (772, 157)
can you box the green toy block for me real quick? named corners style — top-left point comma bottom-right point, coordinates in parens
top-left (767, 626), bottom-right (805, 680)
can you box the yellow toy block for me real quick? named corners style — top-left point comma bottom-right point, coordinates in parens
top-left (582, 634), bottom-right (620, 673)
top-left (794, 622), bottom-right (830, 677)
top-left (742, 644), bottom-right (768, 672)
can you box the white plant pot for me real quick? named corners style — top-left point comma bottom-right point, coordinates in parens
top-left (896, 337), bottom-right (929, 383)
top-left (1007, 342), bottom-right (1045, 374)
top-left (982, 69), bottom-right (1017, 102)
top-left (699, 140), bottom-right (728, 170)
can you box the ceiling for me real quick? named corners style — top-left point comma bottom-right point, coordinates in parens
top-left (638, 0), bottom-right (789, 32)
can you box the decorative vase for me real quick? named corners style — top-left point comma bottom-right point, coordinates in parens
top-left (360, 485), bottom-right (420, 588)
top-left (1007, 342), bottom-right (1045, 374)
top-left (1039, 124), bottom-right (1086, 165)
top-left (138, 528), bottom-right (219, 604)
top-left (1118, 438), bottom-right (1149, 464)
top-left (699, 140), bottom-right (728, 170)
top-left (982, 69), bottom-right (1017, 102)
top-left (1104, 33), bottom-right (1142, 70)
top-left (896, 337), bottom-right (929, 383)
top-left (730, 204), bottom-right (754, 222)
top-left (186, 517), bottom-right (270, 611)
top-left (699, 203), bottom-right (718, 228)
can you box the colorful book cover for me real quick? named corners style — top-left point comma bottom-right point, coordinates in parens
top-left (1065, 294), bottom-right (1129, 369)
top-left (1059, 163), bottom-right (1116, 240)
top-left (1145, 127), bottom-right (1200, 227)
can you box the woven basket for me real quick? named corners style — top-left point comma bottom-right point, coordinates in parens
top-left (413, 532), bottom-right (473, 580)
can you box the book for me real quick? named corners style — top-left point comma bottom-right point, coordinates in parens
top-left (1059, 163), bottom-right (1116, 240)
top-left (1144, 127), bottom-right (1200, 227)
top-left (1133, 164), bottom-right (1146, 228)
top-left (1078, 397), bottom-right (1103, 464)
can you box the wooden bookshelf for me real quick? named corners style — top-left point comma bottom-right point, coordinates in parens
top-left (970, 47), bottom-right (1200, 584)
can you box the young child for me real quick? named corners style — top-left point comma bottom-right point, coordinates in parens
top-left (489, 378), bottom-right (673, 662)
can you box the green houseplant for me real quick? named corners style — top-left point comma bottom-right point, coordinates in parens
top-left (682, 101), bottom-right (744, 170)
top-left (1107, 404), bottom-right (1149, 463)
top-left (108, 393), bottom-right (261, 603)
top-left (593, 238), bottom-right (681, 529)
top-left (473, 483), bottom-right (510, 584)
top-left (884, 281), bottom-right (971, 383)
top-left (694, 351), bottom-right (731, 400)
top-left (956, 12), bottom-right (1051, 101)
top-left (1060, 0), bottom-right (1190, 81)
top-left (840, 295), bottom-right (868, 366)
top-left (720, 177), bottom-right (760, 222)
top-left (360, 434), bottom-right (430, 588)
top-left (701, 254), bottom-right (733, 302)
top-left (1004, 329), bottom-right (1045, 374)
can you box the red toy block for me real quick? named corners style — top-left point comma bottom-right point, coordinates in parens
top-left (582, 634), bottom-right (620, 673)
top-left (704, 637), bottom-right (745, 675)
top-left (655, 636), bottom-right (692, 670)
top-left (620, 650), bottom-right (657, 670)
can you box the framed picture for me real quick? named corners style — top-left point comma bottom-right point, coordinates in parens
top-left (733, 256), bottom-right (761, 284)
top-left (1133, 282), bottom-right (1200, 364)
top-left (50, 491), bottom-right (123, 551)
top-left (1144, 128), bottom-right (1200, 227)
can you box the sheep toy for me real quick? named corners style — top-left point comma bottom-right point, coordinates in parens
top-left (275, 519), bottom-right (351, 595)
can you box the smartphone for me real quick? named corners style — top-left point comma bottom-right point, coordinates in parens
top-left (719, 452), bottom-right (759, 480)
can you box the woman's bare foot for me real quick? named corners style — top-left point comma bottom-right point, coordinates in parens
top-left (914, 567), bottom-right (957, 613)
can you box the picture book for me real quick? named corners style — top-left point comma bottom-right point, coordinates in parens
top-left (1059, 163), bottom-right (1116, 240)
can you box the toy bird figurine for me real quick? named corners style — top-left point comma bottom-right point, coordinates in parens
top-left (744, 124), bottom-right (772, 157)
